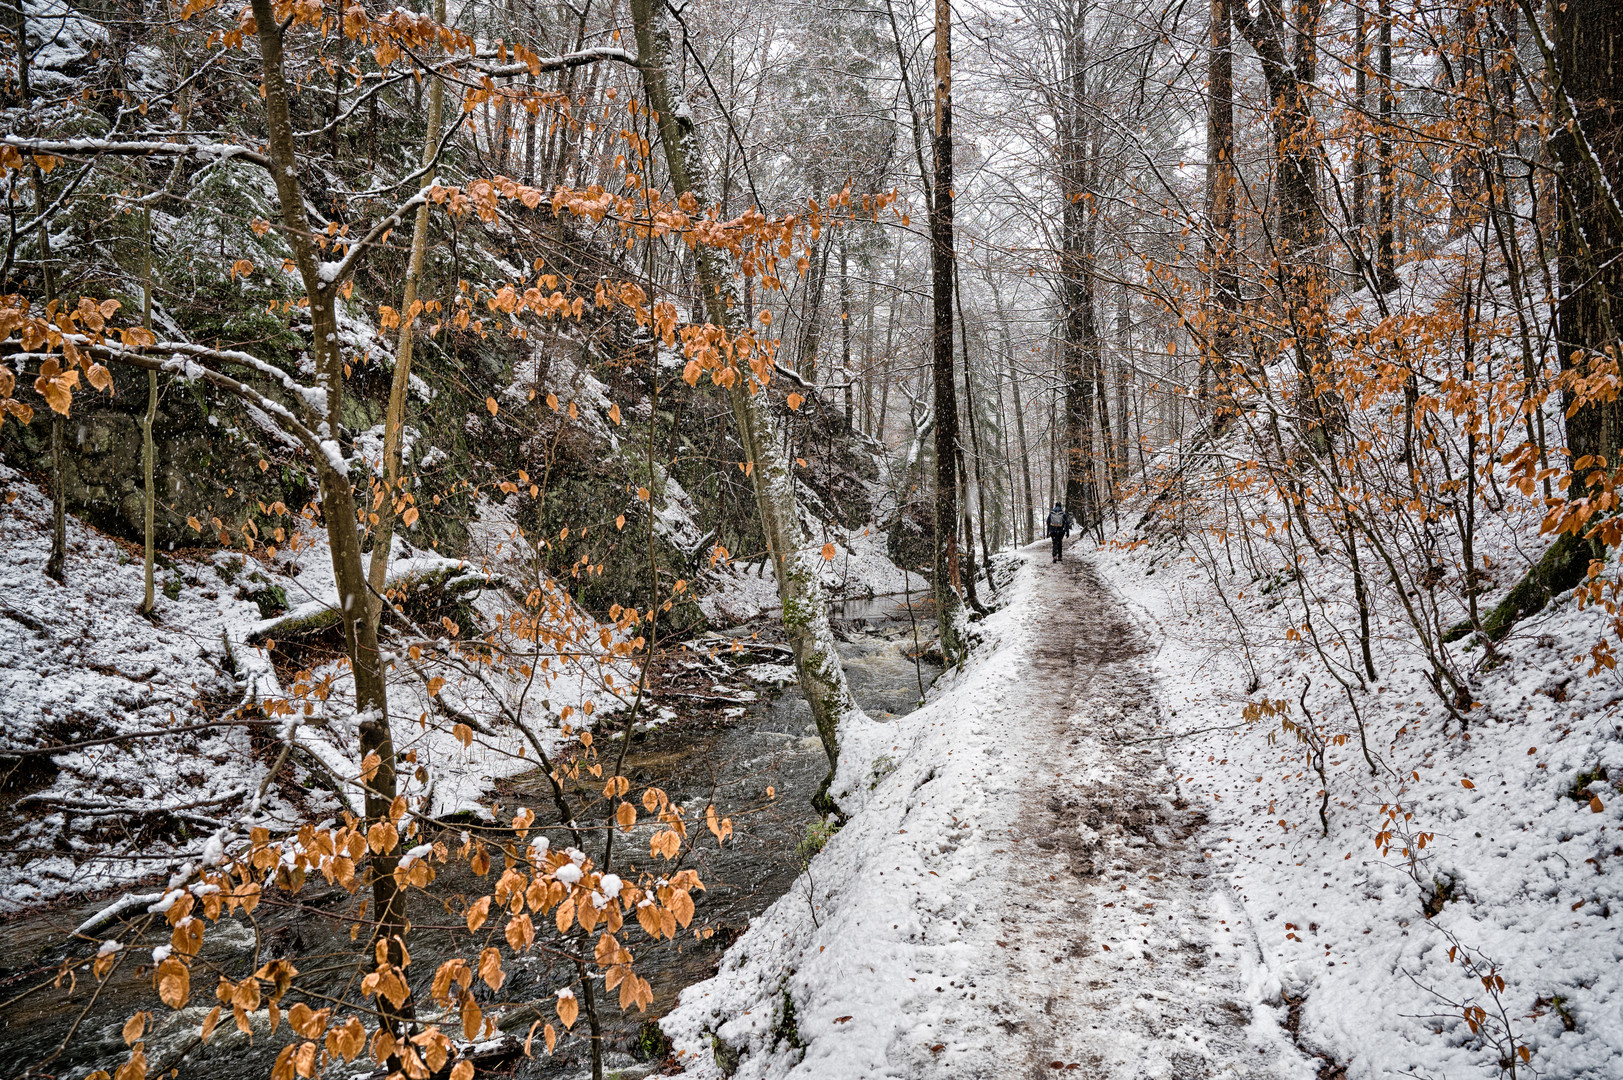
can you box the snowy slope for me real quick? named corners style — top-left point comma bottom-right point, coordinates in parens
top-left (0, 461), bottom-right (266, 910)
top-left (697, 522), bottom-right (930, 627)
top-left (1095, 510), bottom-right (1623, 1079)
top-left (0, 461), bottom-right (623, 911)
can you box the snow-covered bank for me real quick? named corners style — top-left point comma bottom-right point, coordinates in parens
top-left (696, 520), bottom-right (930, 627)
top-left (0, 464), bottom-right (559, 909)
top-left (659, 560), bottom-right (1021, 1076)
top-left (1095, 518), bottom-right (1623, 1079)
top-left (0, 450), bottom-right (921, 914)
top-left (0, 463), bottom-right (618, 910)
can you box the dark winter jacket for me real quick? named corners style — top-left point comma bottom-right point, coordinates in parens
top-left (1045, 507), bottom-right (1072, 535)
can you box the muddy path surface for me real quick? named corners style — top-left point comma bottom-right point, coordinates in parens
top-left (916, 552), bottom-right (1307, 1080)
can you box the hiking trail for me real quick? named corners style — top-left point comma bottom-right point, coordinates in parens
top-left (908, 547), bottom-right (1310, 1079)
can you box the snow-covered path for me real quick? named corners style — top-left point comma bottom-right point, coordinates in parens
top-left (921, 553), bottom-right (1308, 1079)
top-left (665, 546), bottom-right (1312, 1079)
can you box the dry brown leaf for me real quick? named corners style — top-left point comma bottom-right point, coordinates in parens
top-left (466, 895), bottom-right (491, 932)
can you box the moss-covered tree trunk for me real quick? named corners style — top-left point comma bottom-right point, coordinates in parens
top-left (630, 0), bottom-right (862, 814)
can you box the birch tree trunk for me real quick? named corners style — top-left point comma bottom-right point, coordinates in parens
top-left (629, 0), bottom-right (862, 814)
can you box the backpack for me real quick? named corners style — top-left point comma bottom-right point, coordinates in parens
top-left (1046, 508), bottom-right (1067, 530)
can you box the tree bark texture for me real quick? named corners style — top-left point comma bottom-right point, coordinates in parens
top-left (930, 0), bottom-right (966, 660)
top-left (248, 0), bottom-right (405, 1010)
top-left (367, 0), bottom-right (447, 626)
top-left (1552, 0), bottom-right (1623, 475)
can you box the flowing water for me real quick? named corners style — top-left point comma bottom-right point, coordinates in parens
top-left (0, 602), bottom-right (938, 1080)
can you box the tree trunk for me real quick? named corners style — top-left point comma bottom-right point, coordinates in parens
top-left (930, 0), bottom-right (966, 660)
top-left (1206, 0), bottom-right (1237, 405)
top-left (1047, 360), bottom-right (1058, 507)
top-left (877, 244), bottom-right (903, 442)
top-left (1234, 0), bottom-right (1334, 443)
top-left (796, 225), bottom-right (834, 377)
top-left (990, 278), bottom-right (1035, 544)
top-left (991, 340), bottom-right (1017, 548)
top-left (954, 261), bottom-right (996, 574)
top-left (1552, 0), bottom-right (1623, 477)
top-left (840, 235), bottom-right (854, 429)
top-left (1059, 1), bottom-right (1100, 528)
top-left (1377, 0), bottom-right (1397, 290)
top-left (140, 207), bottom-right (157, 615)
top-left (1352, 3), bottom-right (1367, 231)
top-left (630, 0), bottom-right (862, 813)
top-left (1114, 281), bottom-right (1131, 481)
top-left (15, 16), bottom-right (65, 584)
top-left (861, 265), bottom-right (875, 433)
top-left (367, 0), bottom-right (447, 626)
top-left (1093, 320), bottom-right (1115, 524)
top-left (1449, 1), bottom-right (1484, 236)
top-left (248, 0), bottom-right (405, 1039)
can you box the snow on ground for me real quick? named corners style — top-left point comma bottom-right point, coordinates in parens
top-left (0, 462), bottom-right (622, 910)
top-left (661, 433), bottom-right (1623, 1080)
top-left (661, 546), bottom-right (1310, 1079)
top-left (0, 461), bottom-right (268, 910)
top-left (1094, 500), bottom-right (1623, 1079)
top-left (698, 522), bottom-right (929, 627)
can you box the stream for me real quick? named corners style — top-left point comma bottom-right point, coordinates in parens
top-left (0, 599), bottom-right (939, 1080)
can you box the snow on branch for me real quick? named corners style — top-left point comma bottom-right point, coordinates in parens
top-left (59, 339), bottom-right (335, 474)
top-left (316, 181), bottom-right (437, 294)
top-left (473, 44), bottom-right (636, 78)
top-left (0, 136), bottom-right (273, 172)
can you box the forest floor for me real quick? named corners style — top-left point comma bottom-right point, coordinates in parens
top-left (662, 541), bottom-right (1312, 1079)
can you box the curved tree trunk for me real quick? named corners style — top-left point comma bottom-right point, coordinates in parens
top-left (630, 0), bottom-right (863, 815)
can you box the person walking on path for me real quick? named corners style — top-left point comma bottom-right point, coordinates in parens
top-left (1045, 503), bottom-right (1072, 563)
